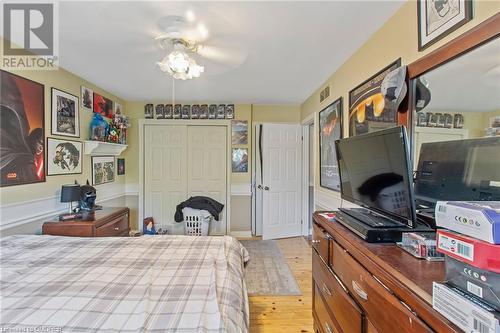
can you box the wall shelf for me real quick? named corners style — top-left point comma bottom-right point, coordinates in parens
top-left (84, 141), bottom-right (128, 156)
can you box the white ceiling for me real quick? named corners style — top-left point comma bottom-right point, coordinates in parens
top-left (423, 38), bottom-right (500, 113)
top-left (57, 1), bottom-right (405, 104)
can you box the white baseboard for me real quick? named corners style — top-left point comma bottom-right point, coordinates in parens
top-left (230, 231), bottom-right (252, 238)
top-left (0, 182), bottom-right (126, 231)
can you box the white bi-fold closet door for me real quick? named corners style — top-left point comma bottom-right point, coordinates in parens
top-left (144, 125), bottom-right (227, 235)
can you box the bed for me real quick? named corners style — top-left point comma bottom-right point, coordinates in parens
top-left (0, 235), bottom-right (249, 332)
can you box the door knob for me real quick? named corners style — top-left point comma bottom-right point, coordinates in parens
top-left (257, 185), bottom-right (263, 190)
top-left (264, 186), bottom-right (270, 190)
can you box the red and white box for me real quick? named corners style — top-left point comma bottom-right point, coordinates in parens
top-left (437, 229), bottom-right (500, 273)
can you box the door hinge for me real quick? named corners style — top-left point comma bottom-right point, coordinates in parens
top-left (301, 219), bottom-right (303, 225)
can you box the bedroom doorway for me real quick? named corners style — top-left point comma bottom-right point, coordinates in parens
top-left (254, 123), bottom-right (302, 240)
top-left (141, 122), bottom-right (230, 235)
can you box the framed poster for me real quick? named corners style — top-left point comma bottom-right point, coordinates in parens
top-left (52, 88), bottom-right (80, 137)
top-left (199, 104), bottom-right (208, 119)
top-left (0, 70), bottom-right (45, 187)
top-left (117, 158), bottom-right (125, 175)
top-left (232, 148), bottom-right (248, 173)
top-left (208, 104), bottom-right (217, 119)
top-left (348, 59), bottom-right (401, 137)
top-left (217, 104), bottom-right (226, 119)
top-left (226, 104), bottom-right (235, 119)
top-left (81, 86), bottom-right (93, 111)
top-left (319, 97), bottom-right (343, 191)
top-left (91, 156), bottom-right (115, 185)
top-left (114, 102), bottom-right (123, 115)
top-left (418, 0), bottom-right (472, 51)
top-left (93, 92), bottom-right (113, 118)
top-left (155, 104), bottom-right (164, 119)
top-left (231, 120), bottom-right (248, 145)
top-left (47, 138), bottom-right (82, 175)
top-left (144, 103), bottom-right (153, 119)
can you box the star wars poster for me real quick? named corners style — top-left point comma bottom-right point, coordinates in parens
top-left (0, 70), bottom-right (45, 187)
top-left (319, 98), bottom-right (342, 191)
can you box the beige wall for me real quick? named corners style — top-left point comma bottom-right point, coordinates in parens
top-left (253, 105), bottom-right (301, 124)
top-left (301, 0), bottom-right (500, 202)
top-left (0, 38), bottom-right (127, 208)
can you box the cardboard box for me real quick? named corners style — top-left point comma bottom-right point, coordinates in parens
top-left (445, 255), bottom-right (500, 312)
top-left (433, 282), bottom-right (500, 333)
top-left (435, 201), bottom-right (500, 244)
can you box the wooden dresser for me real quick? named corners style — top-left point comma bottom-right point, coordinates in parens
top-left (312, 212), bottom-right (461, 333)
top-left (42, 207), bottom-right (130, 237)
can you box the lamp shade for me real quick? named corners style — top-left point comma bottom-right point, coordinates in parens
top-left (60, 184), bottom-right (80, 203)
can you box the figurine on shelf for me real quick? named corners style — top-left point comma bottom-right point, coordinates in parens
top-left (110, 114), bottom-right (130, 145)
top-left (108, 124), bottom-right (119, 143)
top-left (90, 113), bottom-right (109, 141)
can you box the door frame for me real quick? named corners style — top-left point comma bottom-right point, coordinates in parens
top-left (301, 113), bottom-right (315, 236)
top-left (138, 119), bottom-right (232, 234)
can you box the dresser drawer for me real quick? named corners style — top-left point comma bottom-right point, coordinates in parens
top-left (313, 251), bottom-right (363, 333)
top-left (330, 240), bottom-right (433, 333)
top-left (312, 223), bottom-right (330, 264)
top-left (314, 284), bottom-right (340, 333)
top-left (96, 215), bottom-right (129, 236)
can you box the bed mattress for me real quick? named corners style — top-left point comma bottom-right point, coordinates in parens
top-left (0, 235), bottom-right (249, 332)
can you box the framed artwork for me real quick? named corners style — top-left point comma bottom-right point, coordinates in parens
top-left (226, 104), bottom-right (235, 119)
top-left (319, 97), bottom-right (343, 192)
top-left (232, 148), bottom-right (248, 173)
top-left (200, 104), bottom-right (208, 119)
top-left (217, 104), bottom-right (226, 119)
top-left (81, 86), bottom-right (93, 111)
top-left (174, 104), bottom-right (181, 119)
top-left (208, 104), bottom-right (217, 119)
top-left (231, 120), bottom-right (248, 145)
top-left (418, 0), bottom-right (472, 51)
top-left (348, 59), bottom-right (401, 136)
top-left (114, 102), bottom-right (123, 115)
top-left (155, 104), bottom-right (164, 119)
top-left (91, 156), bottom-right (115, 185)
top-left (47, 138), bottom-right (82, 175)
top-left (0, 70), bottom-right (45, 187)
top-left (164, 104), bottom-right (173, 119)
top-left (51, 88), bottom-right (80, 138)
top-left (144, 103), bottom-right (153, 119)
top-left (191, 105), bottom-right (200, 119)
top-left (117, 158), bottom-right (125, 175)
top-left (93, 92), bottom-right (113, 118)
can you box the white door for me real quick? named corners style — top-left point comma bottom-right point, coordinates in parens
top-left (144, 125), bottom-right (187, 233)
top-left (262, 124), bottom-right (302, 240)
top-left (187, 126), bottom-right (227, 235)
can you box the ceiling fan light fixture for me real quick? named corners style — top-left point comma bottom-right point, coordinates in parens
top-left (167, 50), bottom-right (190, 74)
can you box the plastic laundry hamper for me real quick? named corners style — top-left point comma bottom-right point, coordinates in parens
top-left (182, 207), bottom-right (212, 236)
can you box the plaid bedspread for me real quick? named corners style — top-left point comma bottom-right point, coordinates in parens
top-left (0, 235), bottom-right (249, 333)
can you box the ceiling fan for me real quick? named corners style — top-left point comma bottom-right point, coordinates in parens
top-left (155, 15), bottom-right (246, 80)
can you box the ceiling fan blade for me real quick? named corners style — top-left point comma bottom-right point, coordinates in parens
top-left (196, 43), bottom-right (247, 67)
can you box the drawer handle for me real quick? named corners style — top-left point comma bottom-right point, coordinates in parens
top-left (114, 227), bottom-right (120, 231)
top-left (312, 239), bottom-right (320, 244)
top-left (322, 283), bottom-right (332, 297)
top-left (324, 322), bottom-right (333, 333)
top-left (352, 280), bottom-right (368, 301)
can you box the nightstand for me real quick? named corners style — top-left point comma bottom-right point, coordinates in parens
top-left (42, 207), bottom-right (130, 237)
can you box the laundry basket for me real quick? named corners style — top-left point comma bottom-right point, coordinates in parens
top-left (182, 207), bottom-right (212, 236)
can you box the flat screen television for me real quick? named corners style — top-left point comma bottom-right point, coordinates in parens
top-left (335, 126), bottom-right (416, 227)
top-left (415, 137), bottom-right (500, 206)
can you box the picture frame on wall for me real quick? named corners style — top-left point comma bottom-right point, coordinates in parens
top-left (348, 59), bottom-right (401, 137)
top-left (93, 92), bottom-right (114, 118)
top-left (418, 0), bottom-right (472, 51)
top-left (231, 120), bottom-right (248, 145)
top-left (226, 104), bottom-right (235, 119)
top-left (91, 156), bottom-right (115, 186)
top-left (47, 137), bottom-right (82, 176)
top-left (208, 104), bottom-right (217, 119)
top-left (81, 86), bottom-right (93, 112)
top-left (144, 104), bottom-right (154, 119)
top-left (52, 88), bottom-right (80, 137)
top-left (191, 105), bottom-right (200, 119)
top-left (164, 104), bottom-right (173, 119)
top-left (181, 105), bottom-right (190, 119)
top-left (0, 70), bottom-right (46, 187)
top-left (319, 97), bottom-right (343, 192)
top-left (155, 104), bottom-right (164, 119)
top-left (232, 148), bottom-right (248, 173)
top-left (217, 104), bottom-right (226, 119)
top-left (200, 104), bottom-right (208, 119)
top-left (174, 104), bottom-right (181, 119)
top-left (117, 158), bottom-right (125, 175)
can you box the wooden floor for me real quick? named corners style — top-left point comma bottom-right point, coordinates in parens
top-left (247, 237), bottom-right (313, 333)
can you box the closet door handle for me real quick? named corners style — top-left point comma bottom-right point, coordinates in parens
top-left (324, 322), bottom-right (333, 333)
top-left (264, 186), bottom-right (270, 191)
top-left (257, 185), bottom-right (263, 190)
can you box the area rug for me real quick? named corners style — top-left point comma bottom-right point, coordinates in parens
top-left (239, 240), bottom-right (302, 296)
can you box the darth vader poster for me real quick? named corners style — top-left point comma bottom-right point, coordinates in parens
top-left (0, 70), bottom-right (45, 187)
